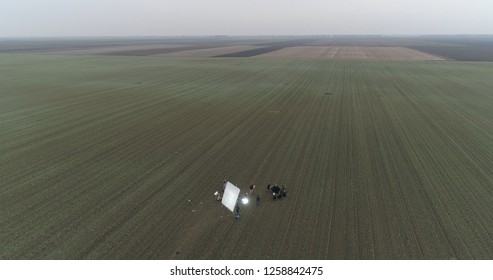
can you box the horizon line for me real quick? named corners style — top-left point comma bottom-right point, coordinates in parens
top-left (1, 34), bottom-right (493, 39)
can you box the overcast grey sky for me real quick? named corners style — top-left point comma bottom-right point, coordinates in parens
top-left (1, 0), bottom-right (492, 37)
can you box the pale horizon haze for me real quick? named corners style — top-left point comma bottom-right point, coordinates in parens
top-left (1, 0), bottom-right (492, 37)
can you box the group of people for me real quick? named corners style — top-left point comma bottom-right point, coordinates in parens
top-left (246, 185), bottom-right (261, 205)
top-left (214, 180), bottom-right (287, 208)
top-left (214, 181), bottom-right (262, 200)
top-left (211, 180), bottom-right (289, 221)
top-left (267, 183), bottom-right (287, 200)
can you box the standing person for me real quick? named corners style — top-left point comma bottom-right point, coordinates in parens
top-left (234, 204), bottom-right (240, 220)
top-left (256, 194), bottom-right (261, 205)
top-left (249, 185), bottom-right (256, 195)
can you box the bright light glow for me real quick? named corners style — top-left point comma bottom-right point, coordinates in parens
top-left (241, 198), bottom-right (249, 205)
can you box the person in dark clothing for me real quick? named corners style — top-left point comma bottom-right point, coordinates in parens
top-left (234, 204), bottom-right (240, 220)
top-left (256, 194), bottom-right (261, 205)
top-left (271, 185), bottom-right (281, 200)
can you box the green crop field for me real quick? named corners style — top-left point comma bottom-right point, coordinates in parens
top-left (0, 53), bottom-right (492, 259)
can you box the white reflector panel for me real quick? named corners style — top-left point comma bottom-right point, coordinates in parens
top-left (221, 181), bottom-right (240, 212)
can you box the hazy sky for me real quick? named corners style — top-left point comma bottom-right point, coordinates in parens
top-left (1, 0), bottom-right (492, 36)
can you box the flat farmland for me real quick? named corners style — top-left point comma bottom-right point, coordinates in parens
top-left (408, 37), bottom-right (493, 61)
top-left (156, 45), bottom-right (260, 58)
top-left (258, 46), bottom-right (444, 60)
top-left (46, 44), bottom-right (190, 55)
top-left (0, 53), bottom-right (492, 259)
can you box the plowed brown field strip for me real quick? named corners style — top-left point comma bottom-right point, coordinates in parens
top-left (0, 54), bottom-right (492, 259)
top-left (156, 46), bottom-right (260, 58)
top-left (259, 46), bottom-right (444, 60)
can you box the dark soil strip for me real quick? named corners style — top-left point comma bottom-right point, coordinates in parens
top-left (102, 45), bottom-right (224, 56)
top-left (408, 45), bottom-right (493, 61)
top-left (215, 46), bottom-right (286, 57)
top-left (405, 38), bottom-right (493, 61)
top-left (215, 39), bottom-right (316, 57)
